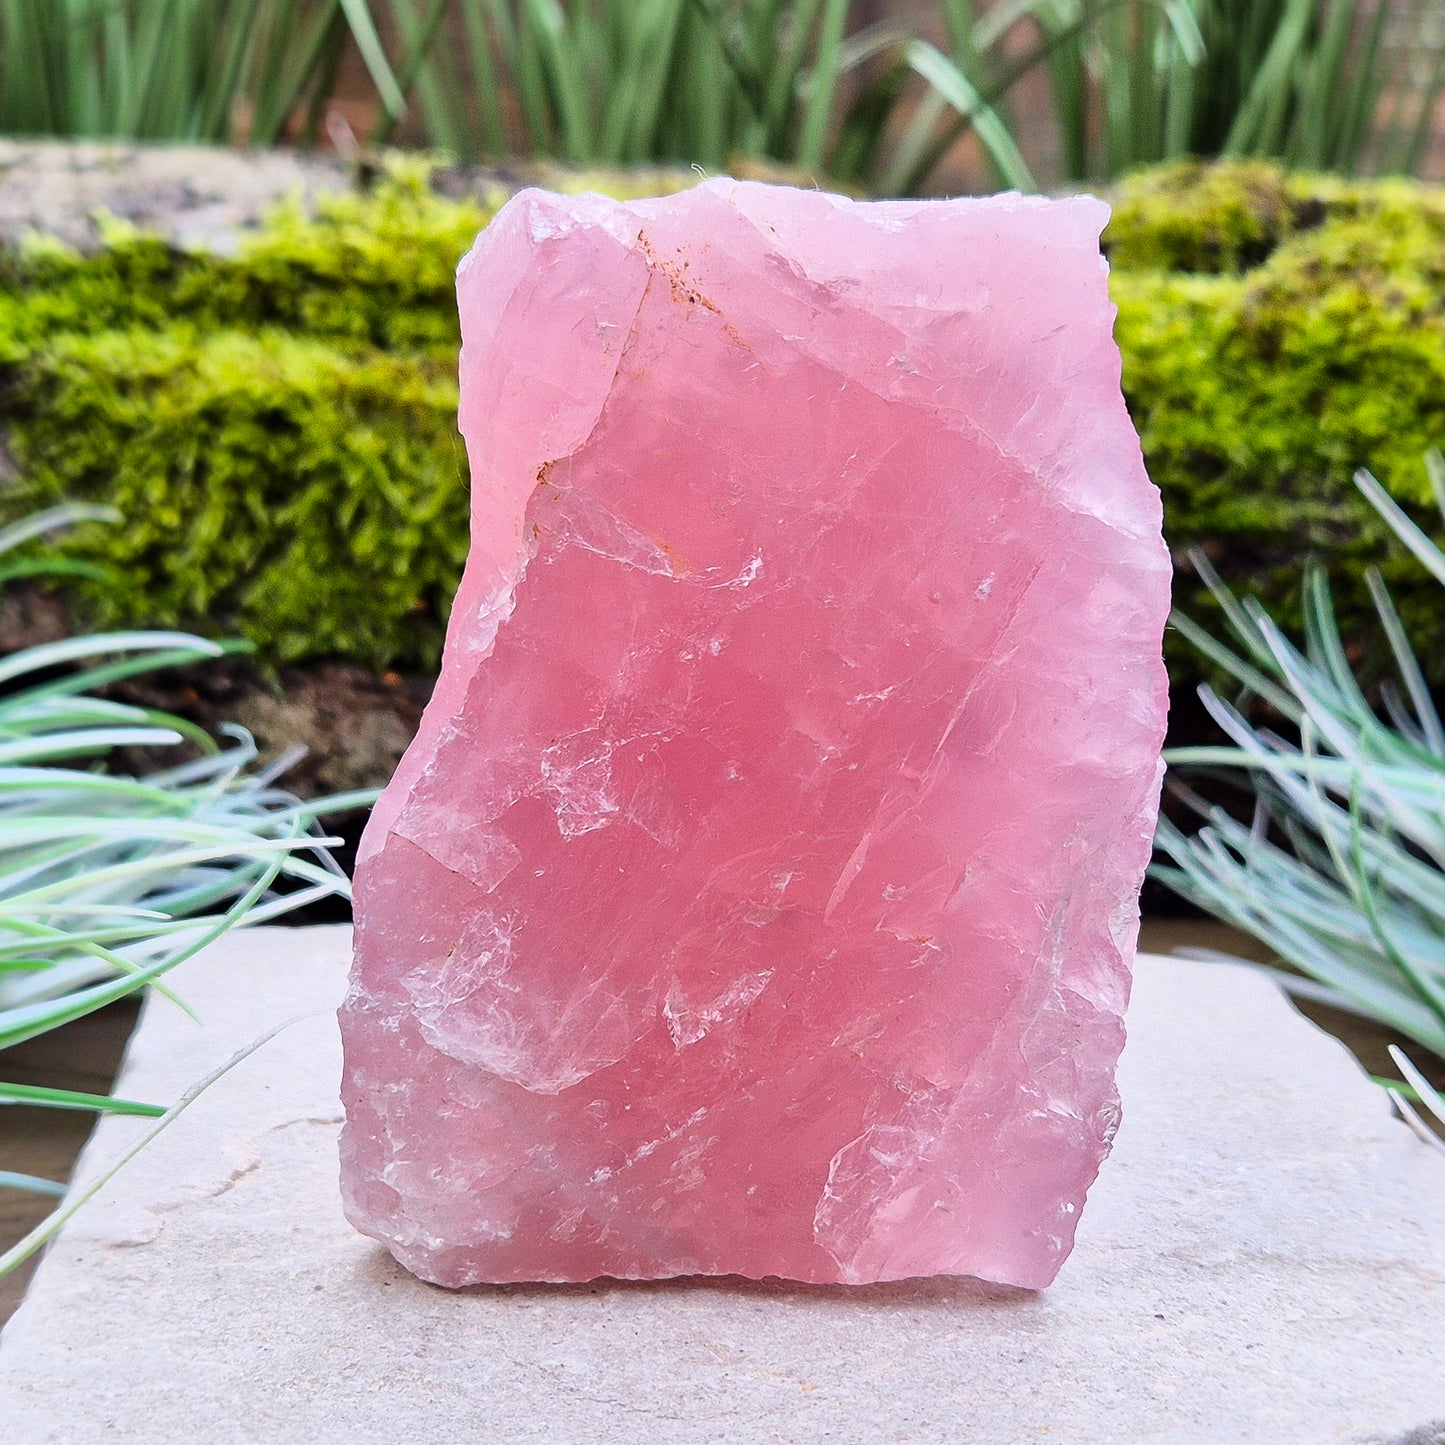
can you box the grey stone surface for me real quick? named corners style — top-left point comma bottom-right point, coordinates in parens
top-left (0, 139), bottom-right (350, 251)
top-left (1, 925), bottom-right (1442, 1444)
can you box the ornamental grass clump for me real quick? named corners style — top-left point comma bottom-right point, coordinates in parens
top-left (8, 2), bottom-right (1445, 192)
top-left (1155, 452), bottom-right (1445, 1067)
top-left (0, 505), bottom-right (370, 1274)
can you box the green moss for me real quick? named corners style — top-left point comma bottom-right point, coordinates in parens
top-left (1103, 158), bottom-right (1445, 276)
top-left (1115, 182), bottom-right (1445, 671)
top-left (1104, 159), bottom-right (1312, 272)
top-left (186, 171), bottom-right (499, 353)
top-left (8, 326), bottom-right (467, 668)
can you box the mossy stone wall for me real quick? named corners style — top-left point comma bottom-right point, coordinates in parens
top-left (3, 157), bottom-right (1444, 676)
top-left (0, 170), bottom-right (492, 668)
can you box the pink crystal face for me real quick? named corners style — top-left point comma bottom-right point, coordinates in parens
top-left (339, 180), bottom-right (1170, 1290)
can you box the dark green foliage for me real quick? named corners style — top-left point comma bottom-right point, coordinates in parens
top-left (4, 158), bottom-right (1445, 680)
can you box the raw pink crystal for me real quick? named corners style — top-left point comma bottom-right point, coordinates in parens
top-left (339, 179), bottom-right (1170, 1290)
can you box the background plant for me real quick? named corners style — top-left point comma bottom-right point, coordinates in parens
top-left (903, 0), bottom-right (1445, 193)
top-left (389, 0), bottom-right (917, 187)
top-left (1154, 453), bottom-right (1445, 1065)
top-left (0, 0), bottom-right (436, 148)
top-left (3, 2), bottom-right (1445, 193)
top-left (0, 0), bottom-right (927, 189)
top-left (0, 505), bottom-right (370, 1260)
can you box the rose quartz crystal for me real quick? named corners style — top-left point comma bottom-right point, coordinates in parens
top-left (339, 179), bottom-right (1170, 1290)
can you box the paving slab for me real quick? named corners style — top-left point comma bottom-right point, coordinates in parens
top-left (1, 924), bottom-right (1442, 1444)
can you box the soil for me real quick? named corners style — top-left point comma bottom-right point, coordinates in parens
top-left (0, 581), bottom-right (434, 911)
top-left (105, 652), bottom-right (435, 802)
